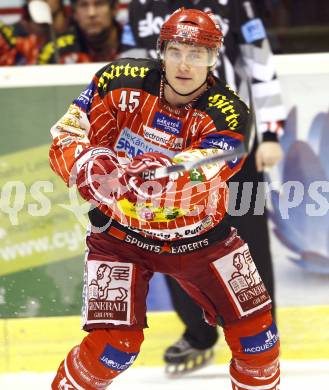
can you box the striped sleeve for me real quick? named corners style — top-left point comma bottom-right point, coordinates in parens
top-left (236, 0), bottom-right (286, 136)
top-left (49, 76), bottom-right (117, 184)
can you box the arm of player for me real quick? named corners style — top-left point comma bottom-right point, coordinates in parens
top-left (173, 129), bottom-right (246, 183)
top-left (49, 69), bottom-right (118, 187)
top-left (122, 129), bottom-right (247, 210)
top-left (236, 0), bottom-right (286, 138)
top-left (128, 100), bottom-right (252, 208)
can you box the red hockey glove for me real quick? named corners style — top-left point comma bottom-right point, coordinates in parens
top-left (73, 147), bottom-right (125, 205)
top-left (121, 152), bottom-right (173, 202)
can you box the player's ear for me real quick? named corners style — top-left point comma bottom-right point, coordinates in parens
top-left (207, 63), bottom-right (217, 75)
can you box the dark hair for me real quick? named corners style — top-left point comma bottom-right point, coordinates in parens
top-left (70, 0), bottom-right (118, 6)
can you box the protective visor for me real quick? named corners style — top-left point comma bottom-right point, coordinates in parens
top-left (160, 41), bottom-right (218, 67)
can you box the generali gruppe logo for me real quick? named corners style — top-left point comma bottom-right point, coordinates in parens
top-left (86, 261), bottom-right (134, 325)
top-left (211, 244), bottom-right (271, 316)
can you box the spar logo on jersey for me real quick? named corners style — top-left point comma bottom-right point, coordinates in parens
top-left (240, 322), bottom-right (279, 354)
top-left (152, 112), bottom-right (182, 135)
top-left (99, 344), bottom-right (138, 371)
top-left (114, 127), bottom-right (175, 158)
top-left (73, 81), bottom-right (96, 111)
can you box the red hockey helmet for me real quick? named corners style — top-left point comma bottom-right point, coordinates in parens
top-left (158, 8), bottom-right (223, 51)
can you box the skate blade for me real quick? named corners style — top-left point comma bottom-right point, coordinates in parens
top-left (165, 349), bottom-right (214, 377)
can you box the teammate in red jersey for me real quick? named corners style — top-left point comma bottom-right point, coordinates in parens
top-left (50, 8), bottom-right (280, 390)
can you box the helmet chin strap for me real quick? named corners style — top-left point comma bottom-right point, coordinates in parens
top-left (163, 72), bottom-right (210, 97)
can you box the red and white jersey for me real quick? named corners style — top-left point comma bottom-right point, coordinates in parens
top-left (49, 58), bottom-right (251, 240)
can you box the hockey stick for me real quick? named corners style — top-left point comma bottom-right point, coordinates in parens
top-left (153, 143), bottom-right (248, 179)
top-left (152, 86), bottom-right (256, 179)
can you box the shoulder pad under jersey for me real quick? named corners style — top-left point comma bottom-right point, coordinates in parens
top-left (96, 58), bottom-right (161, 97)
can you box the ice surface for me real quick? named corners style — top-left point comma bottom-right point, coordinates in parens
top-left (1, 361), bottom-right (328, 390)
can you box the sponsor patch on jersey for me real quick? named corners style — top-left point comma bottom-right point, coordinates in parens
top-left (208, 94), bottom-right (240, 129)
top-left (200, 133), bottom-right (242, 168)
top-left (114, 127), bottom-right (175, 158)
top-left (121, 23), bottom-right (136, 47)
top-left (170, 137), bottom-right (183, 150)
top-left (73, 81), bottom-right (96, 111)
top-left (108, 226), bottom-right (210, 254)
top-left (241, 18), bottom-right (266, 43)
top-left (116, 198), bottom-right (189, 223)
top-left (129, 215), bottom-right (213, 240)
top-left (108, 227), bottom-right (162, 253)
top-left (143, 125), bottom-right (171, 145)
top-left (200, 133), bottom-right (241, 151)
top-left (240, 322), bottom-right (279, 354)
top-left (99, 344), bottom-right (138, 371)
top-left (84, 260), bottom-right (135, 326)
top-left (189, 168), bottom-right (204, 182)
top-left (98, 64), bottom-right (150, 91)
top-left (210, 244), bottom-right (271, 317)
top-left (152, 112), bottom-right (182, 135)
top-left (143, 126), bottom-right (183, 150)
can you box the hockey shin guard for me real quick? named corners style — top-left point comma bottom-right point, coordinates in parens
top-left (224, 310), bottom-right (280, 390)
top-left (52, 328), bottom-right (144, 389)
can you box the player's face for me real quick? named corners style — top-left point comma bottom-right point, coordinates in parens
top-left (73, 0), bottom-right (113, 37)
top-left (163, 42), bottom-right (209, 96)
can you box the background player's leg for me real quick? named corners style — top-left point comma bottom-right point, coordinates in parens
top-left (165, 276), bottom-right (218, 348)
top-left (164, 276), bottom-right (218, 374)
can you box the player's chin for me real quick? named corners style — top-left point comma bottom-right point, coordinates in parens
top-left (173, 83), bottom-right (194, 95)
top-left (85, 27), bottom-right (104, 37)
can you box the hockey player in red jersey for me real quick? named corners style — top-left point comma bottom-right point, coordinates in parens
top-left (121, 0), bottom-right (285, 374)
top-left (50, 8), bottom-right (280, 390)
